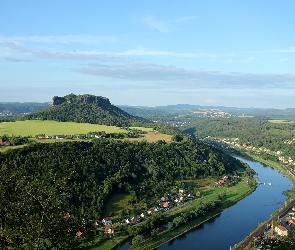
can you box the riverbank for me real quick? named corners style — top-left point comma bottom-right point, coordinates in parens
top-left (133, 182), bottom-right (256, 250)
top-left (232, 152), bottom-right (295, 250)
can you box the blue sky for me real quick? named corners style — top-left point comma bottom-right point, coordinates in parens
top-left (1, 1), bottom-right (295, 108)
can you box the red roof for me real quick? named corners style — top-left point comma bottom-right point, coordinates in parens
top-left (63, 212), bottom-right (74, 220)
top-left (105, 226), bottom-right (114, 233)
top-left (276, 225), bottom-right (287, 231)
top-left (76, 231), bottom-right (83, 237)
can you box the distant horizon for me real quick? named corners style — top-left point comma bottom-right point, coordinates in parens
top-left (1, 1), bottom-right (295, 109)
top-left (1, 98), bottom-right (294, 110)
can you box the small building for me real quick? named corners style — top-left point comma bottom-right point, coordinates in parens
top-left (140, 211), bottom-right (148, 218)
top-left (159, 201), bottom-right (170, 207)
top-left (275, 225), bottom-right (288, 236)
top-left (147, 208), bottom-right (156, 214)
top-left (63, 212), bottom-right (74, 222)
top-left (102, 217), bottom-right (112, 226)
top-left (188, 193), bottom-right (194, 199)
top-left (179, 188), bottom-right (185, 194)
top-left (218, 179), bottom-right (226, 184)
top-left (104, 225), bottom-right (115, 235)
top-left (125, 218), bottom-right (132, 224)
top-left (76, 231), bottom-right (83, 237)
top-left (289, 219), bottom-right (295, 226)
top-left (55, 135), bottom-right (65, 139)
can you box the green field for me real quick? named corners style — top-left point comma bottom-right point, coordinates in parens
top-left (0, 120), bottom-right (153, 137)
top-left (268, 119), bottom-right (295, 124)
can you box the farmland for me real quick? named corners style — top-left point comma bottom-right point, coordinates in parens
top-left (268, 119), bottom-right (295, 124)
top-left (0, 120), bottom-right (171, 152)
top-left (0, 120), bottom-right (152, 137)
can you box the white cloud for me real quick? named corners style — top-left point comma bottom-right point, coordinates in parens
top-left (117, 47), bottom-right (196, 57)
top-left (0, 42), bottom-right (127, 62)
top-left (273, 47), bottom-right (295, 53)
top-left (142, 15), bottom-right (170, 32)
top-left (0, 35), bottom-right (116, 45)
top-left (142, 14), bottom-right (198, 32)
top-left (75, 61), bottom-right (295, 90)
top-left (5, 57), bottom-right (31, 63)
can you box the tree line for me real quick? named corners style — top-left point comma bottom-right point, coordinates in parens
top-left (182, 118), bottom-right (295, 157)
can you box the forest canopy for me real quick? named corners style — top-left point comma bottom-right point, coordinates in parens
top-left (0, 138), bottom-right (246, 249)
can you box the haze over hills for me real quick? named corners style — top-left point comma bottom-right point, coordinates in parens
top-left (1, 97), bottom-right (295, 120)
top-left (119, 104), bottom-right (295, 119)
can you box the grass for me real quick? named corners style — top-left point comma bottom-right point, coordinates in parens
top-left (86, 235), bottom-right (128, 250)
top-left (125, 131), bottom-right (172, 143)
top-left (0, 120), bottom-right (137, 137)
top-left (0, 120), bottom-right (170, 152)
top-left (268, 119), bottom-right (295, 124)
top-left (102, 193), bottom-right (132, 220)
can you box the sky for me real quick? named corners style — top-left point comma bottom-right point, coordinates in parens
top-left (1, 1), bottom-right (295, 108)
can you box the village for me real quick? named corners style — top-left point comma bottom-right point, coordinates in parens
top-left (67, 176), bottom-right (231, 240)
top-left (205, 136), bottom-right (295, 167)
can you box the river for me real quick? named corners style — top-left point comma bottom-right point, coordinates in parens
top-left (120, 157), bottom-right (293, 250)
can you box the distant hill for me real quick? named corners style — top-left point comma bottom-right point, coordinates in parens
top-left (119, 104), bottom-right (295, 119)
top-left (24, 93), bottom-right (145, 126)
top-left (0, 102), bottom-right (51, 118)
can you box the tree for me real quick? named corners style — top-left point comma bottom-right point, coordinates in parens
top-left (195, 190), bottom-right (201, 198)
top-left (131, 235), bottom-right (144, 249)
top-left (218, 192), bottom-right (227, 202)
top-left (258, 235), bottom-right (295, 250)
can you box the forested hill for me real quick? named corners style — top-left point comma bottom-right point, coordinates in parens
top-left (24, 93), bottom-right (145, 126)
top-left (0, 138), bottom-right (248, 249)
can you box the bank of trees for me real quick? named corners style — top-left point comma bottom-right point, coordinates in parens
top-left (182, 118), bottom-right (295, 157)
top-left (23, 102), bottom-right (142, 127)
top-left (0, 138), bottom-right (246, 248)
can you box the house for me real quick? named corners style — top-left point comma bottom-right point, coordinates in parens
top-left (188, 193), bottom-right (194, 199)
top-left (102, 217), bottom-right (112, 226)
top-left (174, 198), bottom-right (180, 203)
top-left (104, 226), bottom-right (115, 235)
top-left (160, 197), bottom-right (167, 202)
top-left (147, 208), bottom-right (156, 214)
top-left (55, 135), bottom-right (65, 139)
top-left (63, 212), bottom-right (74, 221)
top-left (275, 225), bottom-right (288, 236)
top-left (125, 216), bottom-right (140, 224)
top-left (131, 216), bottom-right (140, 224)
top-left (0, 141), bottom-right (14, 146)
top-left (159, 201), bottom-right (170, 208)
top-left (179, 188), bottom-right (185, 194)
top-left (125, 218), bottom-right (132, 224)
top-left (218, 179), bottom-right (226, 184)
top-left (140, 211), bottom-right (148, 218)
top-left (289, 219), bottom-right (295, 226)
top-left (76, 231), bottom-right (83, 237)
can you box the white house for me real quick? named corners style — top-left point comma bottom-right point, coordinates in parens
top-left (275, 225), bottom-right (288, 236)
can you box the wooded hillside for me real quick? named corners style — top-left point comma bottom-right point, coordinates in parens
top-left (0, 138), bottom-right (246, 249)
top-left (24, 94), bottom-right (144, 126)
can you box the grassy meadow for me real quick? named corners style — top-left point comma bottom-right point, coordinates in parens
top-left (0, 120), bottom-right (152, 137)
top-left (268, 119), bottom-right (295, 124)
top-left (0, 120), bottom-right (171, 152)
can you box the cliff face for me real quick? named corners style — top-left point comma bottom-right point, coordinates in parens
top-left (53, 94), bottom-right (111, 107)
